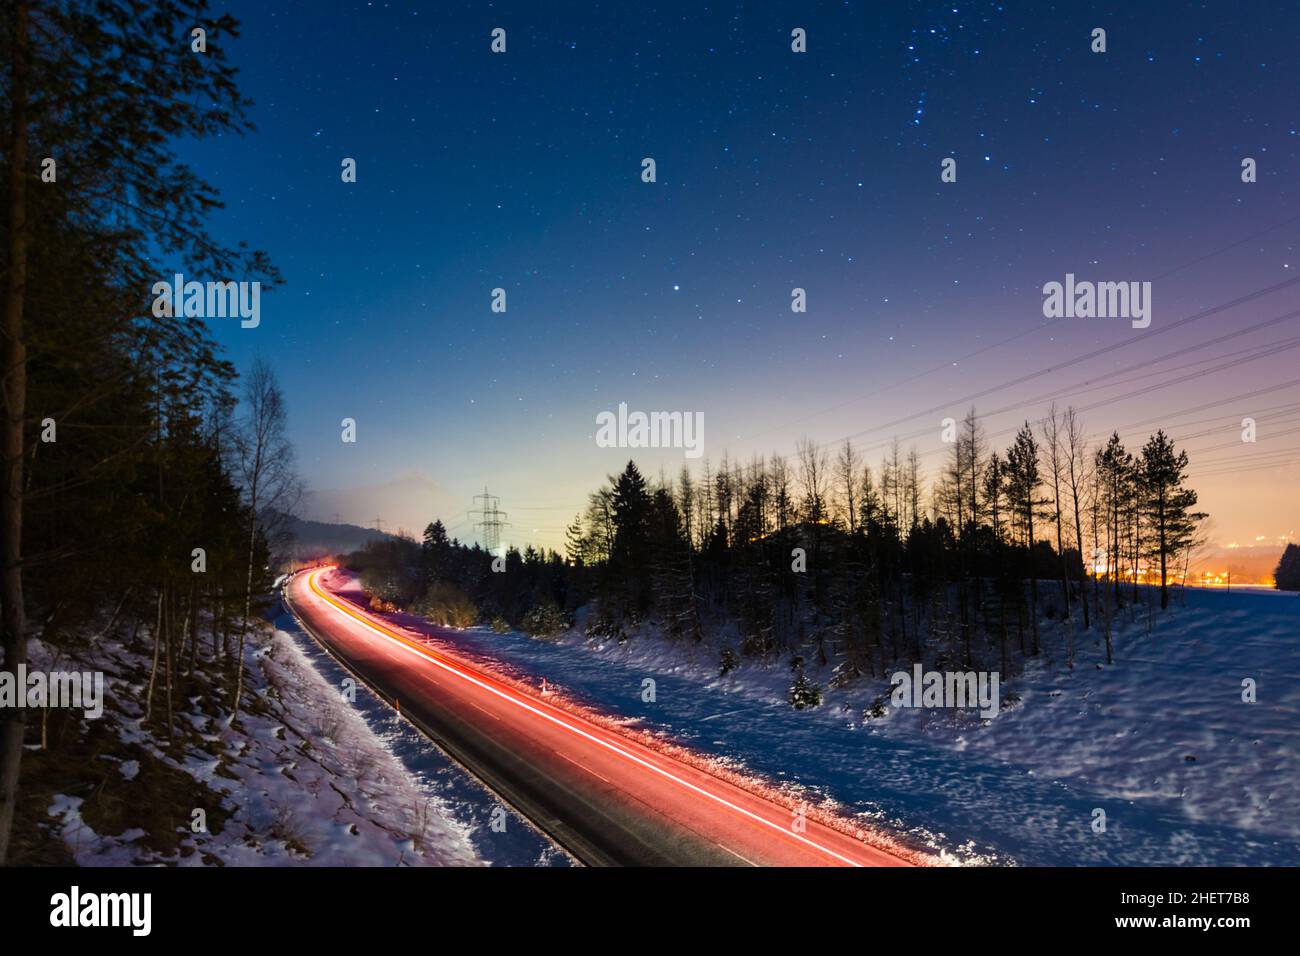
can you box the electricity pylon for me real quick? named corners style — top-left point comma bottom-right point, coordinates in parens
top-left (470, 488), bottom-right (510, 554)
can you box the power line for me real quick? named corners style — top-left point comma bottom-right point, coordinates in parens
top-left (738, 212), bottom-right (1300, 446)
top-left (818, 274), bottom-right (1300, 455)
top-left (905, 336), bottom-right (1300, 465)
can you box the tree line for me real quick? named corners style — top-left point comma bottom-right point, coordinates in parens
top-left (349, 404), bottom-right (1206, 708)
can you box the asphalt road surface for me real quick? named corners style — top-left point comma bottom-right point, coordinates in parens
top-left (284, 566), bottom-right (916, 867)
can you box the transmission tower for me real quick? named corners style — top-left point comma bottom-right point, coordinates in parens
top-left (469, 488), bottom-right (510, 554)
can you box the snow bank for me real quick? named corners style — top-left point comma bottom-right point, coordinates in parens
top-left (33, 610), bottom-right (487, 865)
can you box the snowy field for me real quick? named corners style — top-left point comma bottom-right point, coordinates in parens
top-left (415, 583), bottom-right (1300, 866)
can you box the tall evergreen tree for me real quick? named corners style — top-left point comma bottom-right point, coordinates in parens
top-left (608, 461), bottom-right (651, 616)
top-left (1140, 430), bottom-right (1204, 609)
top-left (1005, 423), bottom-right (1045, 655)
top-left (1274, 544), bottom-right (1300, 591)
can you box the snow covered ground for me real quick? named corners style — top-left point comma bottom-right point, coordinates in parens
top-left (47, 575), bottom-right (1289, 866)
top-left (271, 604), bottom-right (569, 866)
top-left (414, 584), bottom-right (1300, 866)
top-left (34, 600), bottom-right (566, 866)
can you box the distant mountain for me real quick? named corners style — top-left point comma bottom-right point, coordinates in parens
top-left (279, 514), bottom-right (396, 561)
top-left (302, 471), bottom-right (460, 540)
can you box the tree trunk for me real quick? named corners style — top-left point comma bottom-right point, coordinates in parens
top-left (1071, 485), bottom-right (1090, 629)
top-left (145, 590), bottom-right (163, 722)
top-left (186, 580), bottom-right (200, 676)
top-left (231, 496), bottom-right (258, 721)
top-left (1158, 494), bottom-right (1169, 610)
top-left (1027, 511), bottom-right (1039, 655)
top-left (1131, 514), bottom-right (1140, 604)
top-left (1054, 498), bottom-right (1070, 619)
top-left (0, 0), bottom-right (31, 867)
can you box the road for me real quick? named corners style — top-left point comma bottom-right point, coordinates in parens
top-left (283, 566), bottom-right (917, 867)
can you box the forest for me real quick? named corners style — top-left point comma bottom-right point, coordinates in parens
top-left (0, 2), bottom-right (292, 865)
top-left (345, 406), bottom-right (1207, 710)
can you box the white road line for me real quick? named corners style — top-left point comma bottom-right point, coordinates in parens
top-left (466, 699), bottom-right (502, 722)
top-left (716, 843), bottom-right (759, 867)
top-left (555, 749), bottom-right (613, 784)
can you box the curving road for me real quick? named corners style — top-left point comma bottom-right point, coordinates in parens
top-left (283, 567), bottom-right (915, 867)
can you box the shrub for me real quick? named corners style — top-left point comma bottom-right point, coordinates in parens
top-left (521, 600), bottom-right (567, 638)
top-left (417, 581), bottom-right (478, 628)
top-left (789, 665), bottom-right (822, 710)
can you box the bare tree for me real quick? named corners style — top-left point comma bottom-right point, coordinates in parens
top-left (961, 407), bottom-right (985, 535)
top-left (770, 454), bottom-right (792, 532)
top-left (836, 440), bottom-right (861, 533)
top-left (1089, 452), bottom-right (1113, 664)
top-left (796, 437), bottom-right (829, 524)
top-left (1041, 405), bottom-right (1072, 620)
top-left (903, 448), bottom-right (920, 531)
top-left (745, 455), bottom-right (770, 536)
top-left (677, 464), bottom-right (695, 546)
top-left (697, 458), bottom-right (714, 542)
top-left (879, 451), bottom-right (896, 526)
top-left (228, 359), bottom-right (300, 721)
top-left (1064, 407), bottom-right (1092, 630)
top-left (859, 463), bottom-right (880, 528)
top-left (945, 424), bottom-right (966, 535)
top-left (888, 438), bottom-right (904, 528)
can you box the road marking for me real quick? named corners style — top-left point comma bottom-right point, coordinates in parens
top-left (419, 672), bottom-right (502, 722)
top-left (467, 699), bottom-right (501, 722)
top-left (716, 842), bottom-right (759, 867)
top-left (555, 748), bottom-right (612, 784)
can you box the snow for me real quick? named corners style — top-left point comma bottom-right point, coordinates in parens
top-left (31, 599), bottom-right (568, 866)
top-left (47, 569), bottom-right (1291, 866)
top-left (271, 604), bottom-right (571, 867)
top-left (402, 579), bottom-right (1299, 866)
top-left (183, 622), bottom-right (482, 866)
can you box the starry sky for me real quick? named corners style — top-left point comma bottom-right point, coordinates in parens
top-left (179, 0), bottom-right (1300, 551)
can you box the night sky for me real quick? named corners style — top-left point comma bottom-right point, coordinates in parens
top-left (178, 1), bottom-right (1300, 550)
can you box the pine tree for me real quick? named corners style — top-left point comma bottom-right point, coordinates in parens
top-left (422, 519), bottom-right (452, 585)
top-left (648, 486), bottom-right (700, 640)
top-left (1095, 433), bottom-right (1133, 607)
top-left (1140, 430), bottom-right (1204, 609)
top-left (1004, 423), bottom-right (1046, 655)
top-left (609, 461), bottom-right (652, 617)
top-left (1274, 544), bottom-right (1300, 591)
